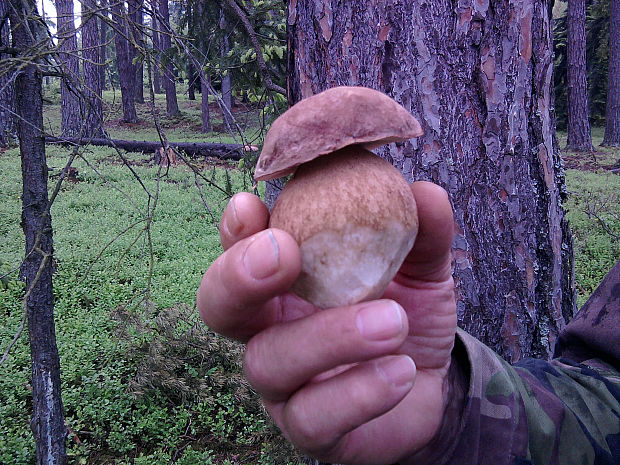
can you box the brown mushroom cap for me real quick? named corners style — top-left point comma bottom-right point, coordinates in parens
top-left (254, 86), bottom-right (423, 181)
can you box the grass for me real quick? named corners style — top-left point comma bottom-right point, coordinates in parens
top-left (0, 88), bottom-right (299, 464)
top-left (0, 86), bottom-right (619, 463)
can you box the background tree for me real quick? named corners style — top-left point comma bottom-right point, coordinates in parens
top-left (55, 0), bottom-right (82, 136)
top-left (111, 0), bottom-right (138, 123)
top-left (285, 0), bottom-right (575, 362)
top-left (602, 0), bottom-right (620, 146)
top-left (8, 0), bottom-right (67, 463)
top-left (99, 0), bottom-right (110, 91)
top-left (81, 0), bottom-right (106, 138)
top-left (158, 0), bottom-right (179, 116)
top-left (127, 0), bottom-right (145, 104)
top-left (150, 12), bottom-right (162, 94)
top-left (220, 9), bottom-right (234, 130)
top-left (567, 0), bottom-right (594, 150)
top-left (0, 1), bottom-right (16, 146)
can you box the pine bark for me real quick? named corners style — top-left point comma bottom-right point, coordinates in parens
top-left (111, 0), bottom-right (138, 122)
top-left (0, 1), bottom-right (16, 146)
top-left (602, 0), bottom-right (620, 146)
top-left (566, 0), bottom-right (594, 151)
top-left (81, 0), bottom-right (106, 137)
top-left (55, 0), bottom-right (82, 136)
top-left (9, 1), bottom-right (67, 463)
top-left (159, 0), bottom-right (179, 116)
top-left (285, 0), bottom-right (575, 362)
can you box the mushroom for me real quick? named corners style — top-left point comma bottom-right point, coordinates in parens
top-left (255, 86), bottom-right (424, 309)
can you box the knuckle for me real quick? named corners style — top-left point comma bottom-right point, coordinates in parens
top-left (242, 334), bottom-right (272, 393)
top-left (284, 401), bottom-right (332, 453)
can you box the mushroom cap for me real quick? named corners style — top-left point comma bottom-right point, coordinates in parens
top-left (254, 86), bottom-right (423, 181)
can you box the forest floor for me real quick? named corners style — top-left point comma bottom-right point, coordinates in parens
top-left (0, 87), bottom-right (619, 464)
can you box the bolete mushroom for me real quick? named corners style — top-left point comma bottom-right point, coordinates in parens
top-left (255, 86), bottom-right (424, 309)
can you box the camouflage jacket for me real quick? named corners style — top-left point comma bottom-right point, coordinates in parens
top-left (416, 260), bottom-right (620, 465)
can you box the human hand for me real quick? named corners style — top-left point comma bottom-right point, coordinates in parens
top-left (196, 181), bottom-right (457, 465)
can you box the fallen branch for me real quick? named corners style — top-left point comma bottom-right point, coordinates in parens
top-left (45, 136), bottom-right (258, 160)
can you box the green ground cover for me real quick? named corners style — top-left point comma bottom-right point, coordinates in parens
top-left (0, 89), bottom-right (618, 463)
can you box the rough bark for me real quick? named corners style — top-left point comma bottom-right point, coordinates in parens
top-left (285, 0), bottom-right (575, 362)
top-left (9, 1), bottom-right (67, 463)
top-left (158, 0), bottom-right (179, 116)
top-left (111, 0), bottom-right (138, 122)
top-left (45, 135), bottom-right (250, 158)
top-left (0, 1), bottom-right (16, 146)
top-left (81, 0), bottom-right (106, 138)
top-left (566, 0), bottom-right (594, 151)
top-left (127, 0), bottom-right (144, 104)
top-left (55, 0), bottom-right (82, 136)
top-left (602, 0), bottom-right (620, 146)
top-left (220, 9), bottom-right (234, 129)
top-left (99, 0), bottom-right (109, 91)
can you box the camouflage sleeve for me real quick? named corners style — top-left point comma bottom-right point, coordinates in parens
top-left (413, 260), bottom-right (620, 465)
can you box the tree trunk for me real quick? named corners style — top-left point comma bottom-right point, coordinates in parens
top-left (151, 14), bottom-right (162, 94)
top-left (99, 0), bottom-right (109, 91)
top-left (566, 0), bottom-right (594, 151)
top-left (602, 0), bottom-right (620, 146)
top-left (81, 0), bottom-right (106, 138)
top-left (127, 0), bottom-right (144, 104)
top-left (9, 1), bottom-right (67, 463)
top-left (200, 72), bottom-right (211, 133)
top-left (111, 0), bottom-right (138, 122)
top-left (220, 9), bottom-right (234, 129)
top-left (45, 135), bottom-right (251, 158)
top-left (0, 1), bottom-right (16, 146)
top-left (55, 0), bottom-right (82, 136)
top-left (285, 0), bottom-right (575, 362)
top-left (188, 61), bottom-right (196, 100)
top-left (159, 0), bottom-right (179, 116)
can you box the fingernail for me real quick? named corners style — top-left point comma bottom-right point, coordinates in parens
top-left (376, 355), bottom-right (416, 388)
top-left (223, 196), bottom-right (242, 237)
top-left (243, 230), bottom-right (280, 279)
top-left (356, 300), bottom-right (405, 341)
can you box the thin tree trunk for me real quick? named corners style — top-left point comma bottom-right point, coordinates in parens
top-left (201, 72), bottom-right (211, 132)
top-left (55, 0), bottom-right (82, 136)
top-left (0, 1), bottom-right (16, 146)
top-left (151, 14), bottom-right (162, 94)
top-left (81, 0), bottom-right (106, 137)
top-left (284, 0), bottom-right (575, 362)
top-left (127, 0), bottom-right (144, 104)
top-left (602, 0), bottom-right (620, 146)
top-left (111, 0), bottom-right (138, 122)
top-left (9, 1), bottom-right (67, 464)
top-left (566, 0), bottom-right (594, 151)
top-left (99, 0), bottom-right (109, 91)
top-left (188, 61), bottom-right (196, 100)
top-left (220, 9), bottom-right (233, 129)
top-left (159, 0), bottom-right (179, 116)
